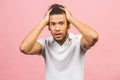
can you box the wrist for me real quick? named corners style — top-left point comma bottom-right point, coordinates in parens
top-left (42, 19), bottom-right (49, 25)
top-left (68, 16), bottom-right (75, 23)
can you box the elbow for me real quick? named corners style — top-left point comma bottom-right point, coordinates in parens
top-left (91, 32), bottom-right (99, 45)
top-left (88, 32), bottom-right (99, 47)
top-left (19, 45), bottom-right (35, 55)
top-left (19, 45), bottom-right (29, 55)
top-left (19, 45), bottom-right (26, 54)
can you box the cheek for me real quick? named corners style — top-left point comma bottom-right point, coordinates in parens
top-left (48, 26), bottom-right (53, 31)
top-left (62, 25), bottom-right (68, 31)
top-left (49, 27), bottom-right (54, 34)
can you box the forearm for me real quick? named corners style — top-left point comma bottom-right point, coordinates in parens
top-left (20, 20), bottom-right (47, 52)
top-left (70, 17), bottom-right (98, 42)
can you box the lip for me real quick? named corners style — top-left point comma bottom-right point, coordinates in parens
top-left (54, 33), bottom-right (62, 38)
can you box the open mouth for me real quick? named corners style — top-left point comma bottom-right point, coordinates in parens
top-left (54, 33), bottom-right (62, 38)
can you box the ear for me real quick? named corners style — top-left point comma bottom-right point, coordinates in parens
top-left (67, 23), bottom-right (70, 29)
top-left (48, 26), bottom-right (50, 30)
top-left (67, 20), bottom-right (70, 29)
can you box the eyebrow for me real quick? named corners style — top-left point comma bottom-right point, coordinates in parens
top-left (49, 22), bottom-right (55, 24)
top-left (50, 21), bottom-right (65, 23)
top-left (59, 21), bottom-right (64, 23)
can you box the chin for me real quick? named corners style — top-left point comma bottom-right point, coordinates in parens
top-left (55, 39), bottom-right (63, 42)
top-left (54, 38), bottom-right (63, 42)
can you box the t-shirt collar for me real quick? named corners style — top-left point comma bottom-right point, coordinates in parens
top-left (51, 33), bottom-right (71, 46)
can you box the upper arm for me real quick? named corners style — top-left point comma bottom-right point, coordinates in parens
top-left (80, 36), bottom-right (97, 50)
top-left (22, 41), bottom-right (43, 55)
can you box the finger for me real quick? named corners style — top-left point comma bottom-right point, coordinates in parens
top-left (60, 7), bottom-right (66, 11)
top-left (45, 8), bottom-right (52, 15)
top-left (60, 7), bottom-right (70, 13)
top-left (48, 8), bottom-right (52, 13)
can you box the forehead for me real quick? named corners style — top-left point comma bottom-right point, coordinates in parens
top-left (49, 14), bottom-right (66, 22)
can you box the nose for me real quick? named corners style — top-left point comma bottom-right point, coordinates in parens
top-left (55, 24), bottom-right (60, 31)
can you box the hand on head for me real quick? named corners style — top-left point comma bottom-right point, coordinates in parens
top-left (44, 4), bottom-right (73, 26)
top-left (60, 7), bottom-right (73, 23)
top-left (44, 9), bottom-right (52, 25)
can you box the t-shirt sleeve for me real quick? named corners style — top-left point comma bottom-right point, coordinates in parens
top-left (37, 38), bottom-right (45, 55)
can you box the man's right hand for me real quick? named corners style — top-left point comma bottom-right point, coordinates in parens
top-left (43, 9), bottom-right (52, 25)
top-left (19, 9), bottom-right (52, 55)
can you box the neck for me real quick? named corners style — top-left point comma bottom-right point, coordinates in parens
top-left (58, 33), bottom-right (69, 46)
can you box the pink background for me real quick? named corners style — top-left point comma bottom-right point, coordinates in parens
top-left (0, 0), bottom-right (120, 80)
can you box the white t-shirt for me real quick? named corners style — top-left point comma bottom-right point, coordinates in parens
top-left (37, 33), bottom-right (88, 80)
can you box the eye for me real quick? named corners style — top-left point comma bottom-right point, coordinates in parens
top-left (50, 22), bottom-right (55, 26)
top-left (59, 22), bottom-right (64, 25)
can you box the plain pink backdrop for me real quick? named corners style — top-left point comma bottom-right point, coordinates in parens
top-left (0, 0), bottom-right (120, 80)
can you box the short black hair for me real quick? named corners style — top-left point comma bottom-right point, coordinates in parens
top-left (48, 4), bottom-right (70, 27)
top-left (48, 4), bottom-right (65, 15)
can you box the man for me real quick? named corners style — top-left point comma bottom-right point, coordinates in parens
top-left (19, 4), bottom-right (98, 80)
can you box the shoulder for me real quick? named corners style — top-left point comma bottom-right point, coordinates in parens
top-left (69, 33), bottom-right (82, 40)
top-left (37, 36), bottom-right (53, 45)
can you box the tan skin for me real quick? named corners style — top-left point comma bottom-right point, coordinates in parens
top-left (49, 14), bottom-right (69, 45)
top-left (19, 8), bottom-right (98, 55)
